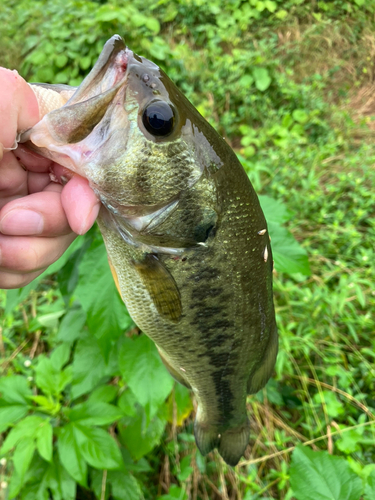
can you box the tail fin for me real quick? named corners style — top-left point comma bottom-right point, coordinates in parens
top-left (194, 420), bottom-right (219, 456)
top-left (194, 418), bottom-right (250, 466)
top-left (218, 419), bottom-right (250, 466)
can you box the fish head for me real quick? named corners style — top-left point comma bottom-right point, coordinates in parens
top-left (25, 35), bottom-right (223, 218)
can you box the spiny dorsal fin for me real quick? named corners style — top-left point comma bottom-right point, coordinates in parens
top-left (132, 254), bottom-right (182, 323)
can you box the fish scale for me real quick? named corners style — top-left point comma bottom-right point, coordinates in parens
top-left (22, 35), bottom-right (278, 466)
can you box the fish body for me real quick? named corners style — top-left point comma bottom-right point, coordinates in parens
top-left (23, 35), bottom-right (278, 466)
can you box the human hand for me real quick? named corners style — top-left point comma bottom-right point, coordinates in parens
top-left (0, 68), bottom-right (100, 289)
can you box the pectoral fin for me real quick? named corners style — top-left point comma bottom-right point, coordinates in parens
top-left (132, 254), bottom-right (182, 323)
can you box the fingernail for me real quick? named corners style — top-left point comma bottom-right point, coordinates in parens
top-left (0, 209), bottom-right (44, 235)
top-left (77, 203), bottom-right (100, 235)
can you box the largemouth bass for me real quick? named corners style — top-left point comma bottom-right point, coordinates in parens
top-left (22, 35), bottom-right (278, 466)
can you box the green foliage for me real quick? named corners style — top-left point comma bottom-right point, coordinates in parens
top-left (1, 0), bottom-right (375, 499)
top-left (290, 446), bottom-right (363, 500)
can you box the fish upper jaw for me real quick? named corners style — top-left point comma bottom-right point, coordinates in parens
top-left (20, 35), bottom-right (133, 178)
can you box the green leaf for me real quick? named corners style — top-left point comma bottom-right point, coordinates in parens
top-left (259, 196), bottom-right (310, 275)
top-left (365, 470), bottom-right (375, 500)
top-left (79, 55), bottom-right (91, 70)
top-left (58, 423), bottom-right (87, 486)
top-left (1, 416), bottom-right (45, 454)
top-left (71, 334), bottom-right (107, 399)
top-left (57, 306), bottom-right (87, 343)
top-left (108, 470), bottom-right (142, 500)
top-left (73, 424), bottom-right (123, 470)
top-left (293, 109), bottom-right (309, 124)
top-left (75, 240), bottom-right (132, 358)
top-left (0, 375), bottom-right (32, 404)
top-left (55, 54), bottom-right (68, 68)
top-left (268, 222), bottom-right (311, 276)
top-left (50, 343), bottom-right (71, 371)
top-left (145, 17), bottom-right (160, 33)
top-left (252, 67), bottom-right (271, 91)
top-left (290, 446), bottom-right (363, 500)
top-left (119, 405), bottom-right (167, 460)
top-left (239, 74), bottom-right (254, 87)
top-left (57, 234), bottom-right (92, 305)
top-left (68, 401), bottom-right (123, 426)
top-left (34, 356), bottom-right (72, 397)
top-left (41, 457), bottom-right (76, 500)
top-left (12, 437), bottom-right (36, 482)
top-left (36, 420), bottom-right (53, 462)
top-left (167, 384), bottom-right (193, 425)
top-left (118, 335), bottom-right (174, 419)
top-left (275, 8), bottom-right (288, 19)
top-left (88, 385), bottom-right (118, 404)
top-left (0, 404), bottom-right (28, 433)
top-left (259, 195), bottom-right (290, 224)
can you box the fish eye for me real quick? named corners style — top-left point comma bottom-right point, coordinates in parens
top-left (142, 100), bottom-right (175, 137)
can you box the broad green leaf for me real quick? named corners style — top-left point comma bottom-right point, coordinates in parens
top-left (268, 222), bottom-right (311, 276)
top-left (118, 335), bottom-right (174, 419)
top-left (12, 437), bottom-right (36, 482)
top-left (5, 281), bottom-right (39, 315)
top-left (167, 385), bottom-right (193, 425)
top-left (119, 405), bottom-right (167, 460)
top-left (0, 405), bottom-right (28, 432)
top-left (38, 455), bottom-right (76, 500)
top-left (145, 17), bottom-right (160, 33)
top-left (365, 470), bottom-right (375, 500)
top-left (34, 357), bottom-right (72, 397)
top-left (290, 446), bottom-right (363, 500)
top-left (57, 306), bottom-right (87, 343)
top-left (50, 343), bottom-right (71, 371)
top-left (68, 401), bottom-right (123, 426)
top-left (1, 416), bottom-right (45, 454)
top-left (73, 424), bottom-right (123, 470)
top-left (259, 195), bottom-right (290, 224)
top-left (159, 484), bottom-right (188, 500)
top-left (0, 375), bottom-right (32, 404)
top-left (36, 420), bottom-right (53, 462)
top-left (57, 235), bottom-right (93, 305)
top-left (118, 389), bottom-right (138, 417)
top-left (75, 240), bottom-right (132, 358)
top-left (55, 54), bottom-right (68, 67)
top-left (252, 67), bottom-right (271, 91)
top-left (293, 109), bottom-right (309, 124)
top-left (54, 457), bottom-right (76, 500)
top-left (71, 334), bottom-right (107, 399)
top-left (88, 384), bottom-right (118, 404)
top-left (108, 470), bottom-right (142, 500)
top-left (79, 55), bottom-right (91, 70)
top-left (36, 310), bottom-right (65, 329)
top-left (58, 423), bottom-right (87, 486)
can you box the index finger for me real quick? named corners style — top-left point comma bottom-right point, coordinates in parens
top-left (0, 68), bottom-right (39, 149)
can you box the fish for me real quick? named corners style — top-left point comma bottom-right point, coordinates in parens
top-left (21, 35), bottom-right (278, 466)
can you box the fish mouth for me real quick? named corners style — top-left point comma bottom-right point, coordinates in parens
top-left (64, 35), bottom-right (130, 105)
top-left (20, 35), bottom-right (132, 177)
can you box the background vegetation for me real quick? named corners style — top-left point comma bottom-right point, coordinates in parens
top-left (1, 0), bottom-right (375, 498)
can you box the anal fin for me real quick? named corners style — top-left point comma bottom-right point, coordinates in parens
top-left (247, 324), bottom-right (278, 394)
top-left (132, 254), bottom-right (182, 323)
top-left (218, 419), bottom-right (250, 466)
top-left (194, 420), bottom-right (219, 457)
top-left (157, 348), bottom-right (191, 389)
